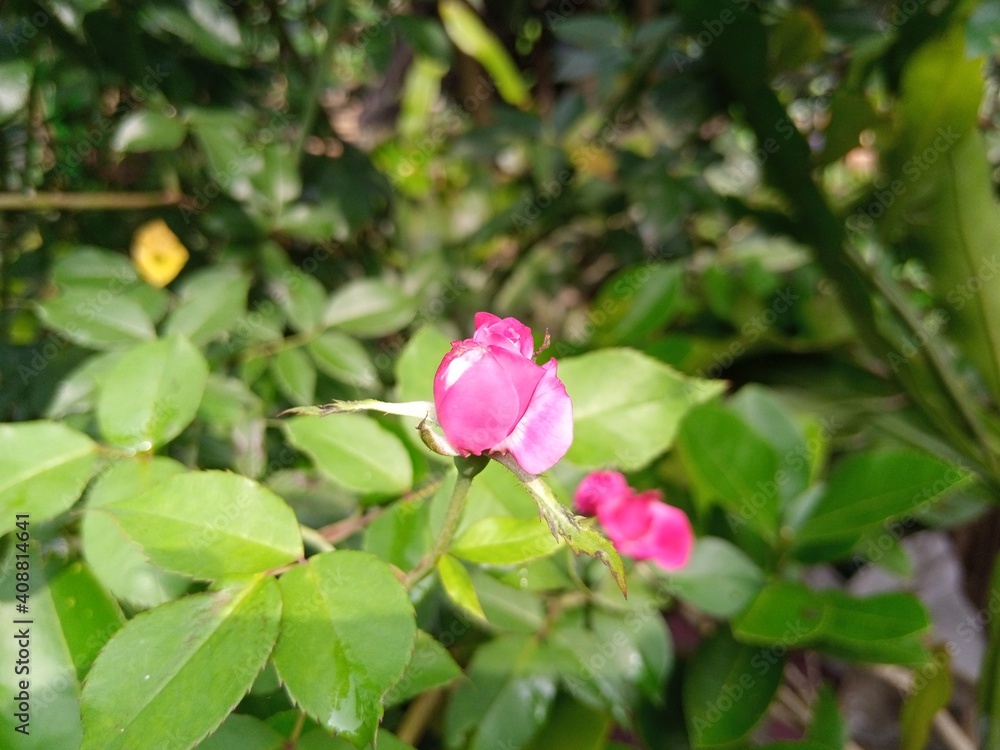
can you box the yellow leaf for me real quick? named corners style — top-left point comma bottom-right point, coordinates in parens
top-left (131, 219), bottom-right (189, 287)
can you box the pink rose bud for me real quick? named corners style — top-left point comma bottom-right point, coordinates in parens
top-left (433, 312), bottom-right (573, 475)
top-left (577, 472), bottom-right (695, 571)
top-left (573, 470), bottom-right (630, 516)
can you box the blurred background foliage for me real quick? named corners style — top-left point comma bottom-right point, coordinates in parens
top-left (2, 0), bottom-right (1000, 748)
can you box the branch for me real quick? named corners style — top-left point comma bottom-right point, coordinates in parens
top-left (0, 191), bottom-right (183, 211)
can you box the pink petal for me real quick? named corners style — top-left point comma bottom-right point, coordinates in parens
top-left (473, 312), bottom-right (535, 359)
top-left (574, 471), bottom-right (630, 516)
top-left (486, 346), bottom-right (544, 422)
top-left (646, 503), bottom-right (695, 571)
top-left (495, 359), bottom-right (573, 474)
top-left (434, 343), bottom-right (521, 454)
top-left (601, 490), bottom-right (658, 549)
top-left (474, 312), bottom-right (501, 330)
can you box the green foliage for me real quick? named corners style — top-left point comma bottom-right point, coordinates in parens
top-left (273, 551), bottom-right (416, 747)
top-left (559, 348), bottom-right (724, 470)
top-left (80, 578), bottom-right (282, 750)
top-left (2, 0), bottom-right (998, 747)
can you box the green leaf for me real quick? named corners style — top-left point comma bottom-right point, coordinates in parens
top-left (385, 630), bottom-right (462, 707)
top-left (50, 246), bottom-right (168, 322)
top-left (323, 278), bottom-right (417, 338)
top-left (728, 384), bottom-right (811, 506)
top-left (45, 350), bottom-right (128, 419)
top-left (37, 290), bottom-right (156, 350)
top-left (445, 635), bottom-right (557, 750)
top-left (470, 569), bottom-right (545, 633)
top-left (269, 269), bottom-right (327, 334)
top-left (198, 374), bottom-right (265, 429)
top-left (250, 143), bottom-right (302, 211)
top-left (684, 629), bottom-right (784, 748)
top-left (816, 590), bottom-right (931, 665)
top-left (590, 263), bottom-right (683, 346)
top-left (452, 516), bottom-right (561, 565)
top-left (80, 578), bottom-right (281, 750)
top-left (524, 694), bottom-right (611, 750)
top-left (104, 470), bottom-right (303, 579)
top-left (796, 450), bottom-right (964, 545)
top-left (96, 333), bottom-right (209, 450)
top-left (187, 108), bottom-right (258, 198)
top-left (662, 537), bottom-right (764, 619)
top-left (805, 686), bottom-right (847, 749)
top-left (111, 110), bottom-right (187, 152)
top-left (400, 56), bottom-right (449, 138)
top-left (284, 414), bottom-right (413, 497)
top-left (439, 0), bottom-right (531, 107)
top-left (271, 347), bottom-right (316, 405)
top-left (272, 551), bottom-right (416, 748)
top-left (897, 29), bottom-right (982, 173)
top-left (364, 498), bottom-right (432, 571)
top-left (138, 0), bottom-right (247, 66)
top-left (393, 325), bottom-right (456, 462)
top-left (459, 461), bottom-right (539, 533)
top-left (437, 554), bottom-right (487, 622)
top-left (48, 561), bottom-right (124, 680)
top-left (559, 348), bottom-right (725, 470)
top-left (732, 582), bottom-right (826, 647)
top-left (0, 550), bottom-right (83, 749)
top-left (901, 647), bottom-right (952, 750)
top-left (197, 713), bottom-right (285, 750)
top-left (164, 266), bottom-right (250, 346)
top-left (395, 325), bottom-right (452, 403)
top-left (81, 457), bottom-right (191, 608)
top-left (308, 331), bottom-right (379, 389)
top-left (555, 607), bottom-right (673, 715)
top-left (0, 420), bottom-right (97, 535)
top-left (678, 403), bottom-right (782, 541)
top-left (894, 31), bottom-right (1000, 400)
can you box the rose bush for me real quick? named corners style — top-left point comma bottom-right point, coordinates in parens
top-left (433, 312), bottom-right (573, 474)
top-left (575, 470), bottom-right (694, 571)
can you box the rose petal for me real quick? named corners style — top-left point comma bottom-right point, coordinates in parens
top-left (495, 359), bottom-right (573, 474)
top-left (646, 503), bottom-right (695, 571)
top-left (600, 490), bottom-right (658, 548)
top-left (574, 471), bottom-right (630, 516)
top-left (473, 312), bottom-right (535, 359)
top-left (487, 345), bottom-right (545, 423)
top-left (434, 344), bottom-right (521, 454)
top-left (474, 311), bottom-right (501, 330)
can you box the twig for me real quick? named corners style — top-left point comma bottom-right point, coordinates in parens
top-left (0, 191), bottom-right (183, 211)
top-left (318, 507), bottom-right (384, 545)
top-left (395, 688), bottom-right (444, 746)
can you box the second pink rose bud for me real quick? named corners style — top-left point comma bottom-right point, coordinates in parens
top-left (574, 471), bottom-right (694, 571)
